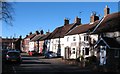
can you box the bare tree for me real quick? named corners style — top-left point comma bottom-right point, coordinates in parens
top-left (0, 0), bottom-right (14, 26)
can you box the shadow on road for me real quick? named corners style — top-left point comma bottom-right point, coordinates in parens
top-left (22, 57), bottom-right (39, 60)
top-left (22, 61), bottom-right (51, 64)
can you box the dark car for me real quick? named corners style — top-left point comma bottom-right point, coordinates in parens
top-left (44, 51), bottom-right (57, 58)
top-left (6, 50), bottom-right (22, 63)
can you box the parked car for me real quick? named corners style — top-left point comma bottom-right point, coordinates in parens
top-left (44, 51), bottom-right (57, 58)
top-left (2, 49), bottom-right (9, 60)
top-left (6, 50), bottom-right (22, 63)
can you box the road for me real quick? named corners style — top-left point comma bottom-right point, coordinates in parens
top-left (2, 53), bottom-right (90, 74)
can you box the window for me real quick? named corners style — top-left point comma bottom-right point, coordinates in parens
top-left (85, 48), bottom-right (89, 55)
top-left (115, 50), bottom-right (119, 58)
top-left (72, 48), bottom-right (75, 54)
top-left (79, 37), bottom-right (81, 40)
top-left (84, 35), bottom-right (89, 41)
top-left (67, 37), bottom-right (69, 42)
top-left (55, 45), bottom-right (56, 50)
top-left (73, 37), bottom-right (76, 41)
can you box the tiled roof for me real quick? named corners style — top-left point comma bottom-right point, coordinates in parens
top-left (24, 34), bottom-right (36, 40)
top-left (103, 37), bottom-right (120, 48)
top-left (31, 34), bottom-right (43, 41)
top-left (2, 38), bottom-right (18, 43)
top-left (96, 37), bottom-right (120, 49)
top-left (48, 23), bottom-right (78, 39)
top-left (39, 33), bottom-right (51, 41)
top-left (14, 38), bottom-right (21, 42)
top-left (37, 34), bottom-right (46, 41)
top-left (66, 21), bottom-right (99, 35)
top-left (93, 12), bottom-right (120, 34)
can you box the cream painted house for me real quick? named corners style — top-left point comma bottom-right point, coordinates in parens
top-left (64, 34), bottom-right (80, 59)
top-left (64, 25), bottom-right (98, 59)
top-left (64, 13), bottom-right (100, 59)
top-left (48, 17), bottom-right (81, 57)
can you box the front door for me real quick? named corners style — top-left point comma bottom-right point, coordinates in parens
top-left (100, 46), bottom-right (106, 65)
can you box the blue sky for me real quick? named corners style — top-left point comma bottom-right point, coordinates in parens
top-left (2, 2), bottom-right (118, 38)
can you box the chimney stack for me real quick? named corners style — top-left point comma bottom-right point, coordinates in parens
top-left (90, 12), bottom-right (99, 23)
top-left (26, 35), bottom-right (28, 37)
top-left (35, 30), bottom-right (40, 35)
top-left (40, 30), bottom-right (44, 35)
top-left (104, 5), bottom-right (110, 16)
top-left (64, 18), bottom-right (69, 25)
top-left (29, 32), bottom-right (32, 35)
top-left (74, 16), bottom-right (81, 24)
top-left (46, 29), bottom-right (50, 34)
top-left (19, 35), bottom-right (22, 39)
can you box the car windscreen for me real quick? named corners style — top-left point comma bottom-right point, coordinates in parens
top-left (7, 52), bottom-right (20, 57)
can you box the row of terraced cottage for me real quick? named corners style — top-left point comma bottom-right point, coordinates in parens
top-left (22, 6), bottom-right (120, 67)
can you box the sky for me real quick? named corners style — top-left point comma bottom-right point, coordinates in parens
top-left (2, 2), bottom-right (119, 38)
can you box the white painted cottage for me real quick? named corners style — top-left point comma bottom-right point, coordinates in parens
top-left (64, 23), bottom-right (99, 59)
top-left (63, 13), bottom-right (100, 59)
top-left (47, 17), bottom-right (81, 57)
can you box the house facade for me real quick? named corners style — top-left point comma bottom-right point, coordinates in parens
top-left (48, 17), bottom-right (81, 57)
top-left (64, 25), bottom-right (99, 59)
top-left (92, 6), bottom-right (120, 69)
top-left (28, 30), bottom-right (45, 55)
top-left (1, 36), bottom-right (22, 52)
top-left (38, 35), bottom-right (45, 54)
top-left (29, 34), bottom-right (41, 54)
top-left (64, 34), bottom-right (80, 59)
top-left (63, 13), bottom-right (99, 60)
top-left (2, 38), bottom-right (16, 49)
top-left (39, 32), bottom-right (51, 55)
top-left (22, 33), bottom-right (36, 53)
